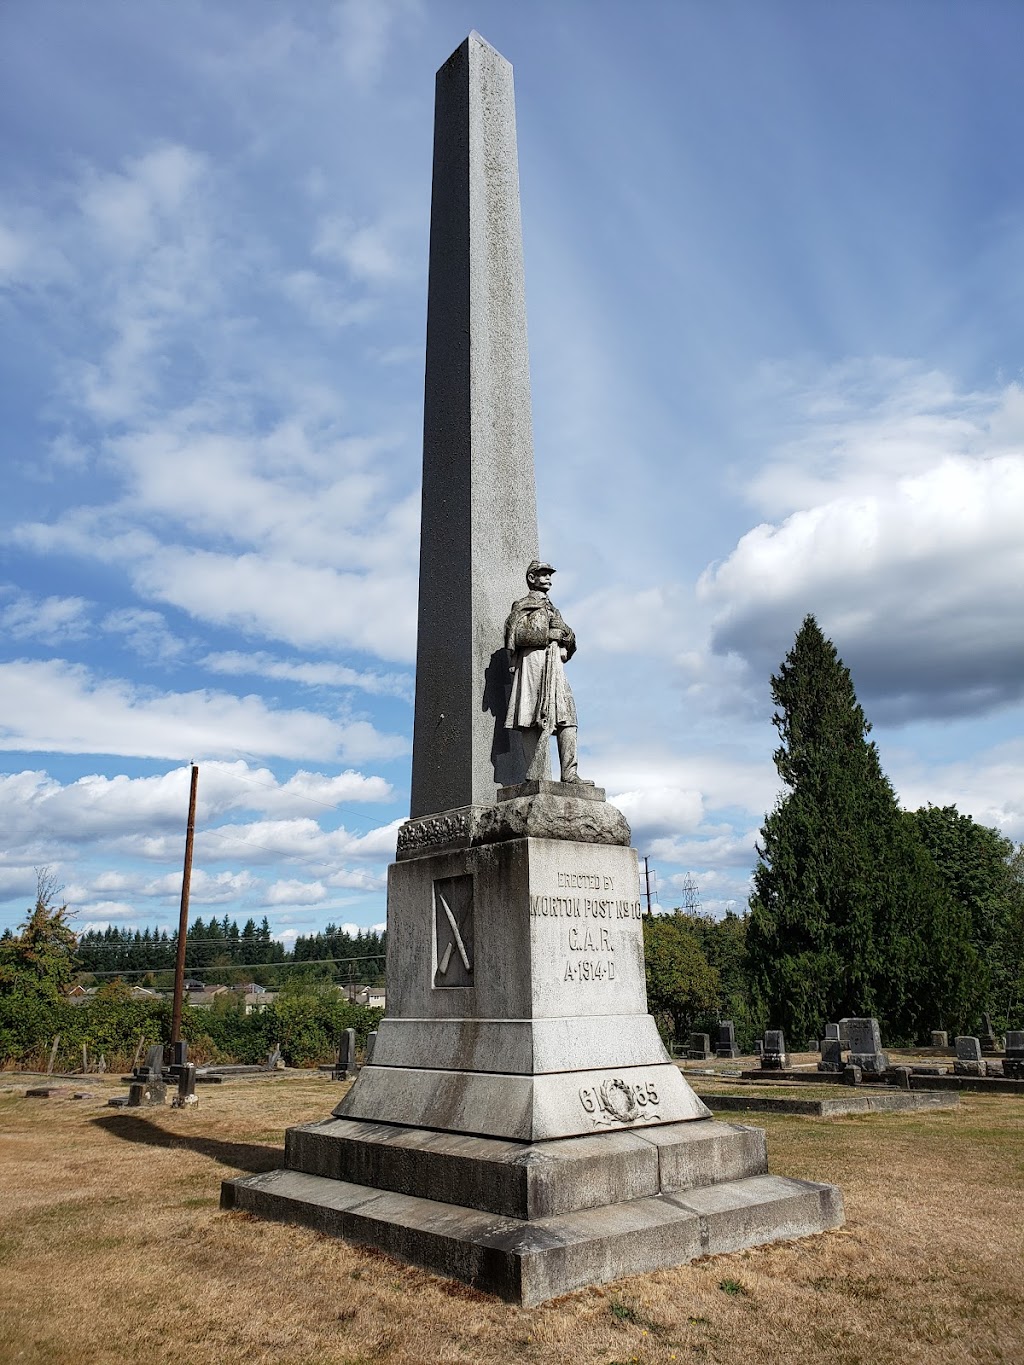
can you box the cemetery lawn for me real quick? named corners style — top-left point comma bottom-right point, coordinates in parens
top-left (1, 1073), bottom-right (1021, 1365)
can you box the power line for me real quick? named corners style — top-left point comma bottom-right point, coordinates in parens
top-left (78, 952), bottom-right (387, 979)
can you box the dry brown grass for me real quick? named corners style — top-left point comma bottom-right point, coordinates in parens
top-left (1, 1072), bottom-right (1022, 1365)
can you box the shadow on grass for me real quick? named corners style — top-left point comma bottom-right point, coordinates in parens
top-left (92, 1113), bottom-right (281, 1173)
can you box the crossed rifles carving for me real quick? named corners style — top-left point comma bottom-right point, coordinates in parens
top-left (437, 891), bottom-right (472, 976)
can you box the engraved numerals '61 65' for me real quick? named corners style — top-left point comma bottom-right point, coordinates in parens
top-left (579, 1077), bottom-right (660, 1125)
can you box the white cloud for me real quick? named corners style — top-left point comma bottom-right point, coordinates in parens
top-left (132, 546), bottom-right (418, 663)
top-left (701, 370), bottom-right (1024, 721)
top-left (203, 650), bottom-right (412, 701)
top-left (0, 661), bottom-right (407, 761)
top-left (0, 590), bottom-right (91, 643)
top-left (0, 762), bottom-right (394, 851)
top-left (613, 786), bottom-right (704, 840)
top-left (265, 878), bottom-right (328, 905)
top-left (101, 608), bottom-right (186, 664)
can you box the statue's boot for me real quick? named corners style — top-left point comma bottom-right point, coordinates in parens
top-left (557, 726), bottom-right (594, 785)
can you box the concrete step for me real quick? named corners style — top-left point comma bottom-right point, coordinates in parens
top-left (284, 1116), bottom-right (767, 1220)
top-left (221, 1166), bottom-right (843, 1306)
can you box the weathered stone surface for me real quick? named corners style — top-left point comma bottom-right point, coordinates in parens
top-left (499, 780), bottom-right (606, 802)
top-left (284, 1116), bottom-right (762, 1219)
top-left (760, 1029), bottom-right (788, 1070)
top-left (841, 1017), bottom-right (888, 1073)
top-left (370, 1013), bottom-right (671, 1075)
top-left (687, 1032), bottom-right (712, 1060)
top-left (221, 1164), bottom-right (842, 1307)
top-left (931, 1030), bottom-right (949, 1048)
top-left (956, 1035), bottom-right (982, 1062)
top-left (475, 793), bottom-right (631, 847)
top-left (817, 1039), bottom-right (843, 1073)
top-left (384, 838), bottom-right (649, 1026)
top-left (1004, 1030), bottom-right (1024, 1057)
top-left (715, 1021), bottom-right (740, 1059)
top-left (410, 33), bottom-right (539, 818)
top-left (127, 1079), bottom-right (167, 1107)
top-left (335, 1062), bottom-right (709, 1142)
top-left (824, 1023), bottom-right (841, 1041)
top-left (396, 793), bottom-right (629, 860)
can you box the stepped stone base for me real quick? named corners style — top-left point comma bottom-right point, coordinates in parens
top-left (221, 1116), bottom-right (843, 1304)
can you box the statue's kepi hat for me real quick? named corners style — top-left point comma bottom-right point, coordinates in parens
top-left (526, 558), bottom-right (555, 577)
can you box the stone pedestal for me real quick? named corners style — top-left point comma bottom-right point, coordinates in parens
top-left (337, 834), bottom-right (704, 1141)
top-left (224, 816), bottom-right (843, 1301)
top-left (224, 1115), bottom-right (842, 1306)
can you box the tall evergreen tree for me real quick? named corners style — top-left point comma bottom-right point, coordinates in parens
top-left (747, 615), bottom-right (979, 1042)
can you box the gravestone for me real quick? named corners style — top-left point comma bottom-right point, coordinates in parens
top-left (715, 1020), bottom-right (740, 1059)
top-left (954, 1036), bottom-right (985, 1077)
top-left (127, 1075), bottom-right (166, 1107)
top-left (760, 1028), bottom-right (788, 1071)
top-left (686, 1032), bottom-right (712, 1060)
top-left (267, 1044), bottom-right (283, 1070)
top-left (818, 1039), bottom-right (844, 1073)
top-left (979, 1012), bottom-right (999, 1054)
top-left (334, 1029), bottom-right (357, 1081)
top-left (805, 1039), bottom-right (818, 1053)
top-left (1003, 1030), bottom-right (1024, 1081)
top-left (171, 1062), bottom-right (198, 1108)
top-left (365, 1030), bottom-right (378, 1064)
top-left (930, 1030), bottom-right (948, 1048)
top-left (840, 1017), bottom-right (888, 1075)
top-left (754, 1039), bottom-right (763, 1058)
top-left (137, 1044), bottom-right (164, 1080)
top-left (824, 1023), bottom-right (841, 1042)
top-left (221, 32), bottom-right (843, 1304)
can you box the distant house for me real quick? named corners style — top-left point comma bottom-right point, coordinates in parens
top-left (185, 984), bottom-right (230, 1009)
top-left (128, 985), bottom-right (161, 1000)
top-left (241, 989), bottom-right (277, 1015)
top-left (184, 979), bottom-right (206, 992)
top-left (64, 984), bottom-right (97, 1006)
top-left (342, 984), bottom-right (386, 1010)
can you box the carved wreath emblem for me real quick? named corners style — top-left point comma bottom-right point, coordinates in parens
top-left (599, 1077), bottom-right (639, 1123)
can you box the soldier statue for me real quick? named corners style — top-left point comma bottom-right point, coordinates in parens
top-left (504, 559), bottom-right (591, 784)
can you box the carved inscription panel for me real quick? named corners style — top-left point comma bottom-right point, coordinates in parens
top-left (527, 844), bottom-right (645, 1015)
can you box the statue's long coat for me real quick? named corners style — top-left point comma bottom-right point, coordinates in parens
top-left (503, 591), bottom-right (577, 731)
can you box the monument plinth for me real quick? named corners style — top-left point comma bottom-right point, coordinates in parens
top-left (222, 33), bottom-right (843, 1303)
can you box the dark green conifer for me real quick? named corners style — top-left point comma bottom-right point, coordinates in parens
top-left (747, 615), bottom-right (979, 1041)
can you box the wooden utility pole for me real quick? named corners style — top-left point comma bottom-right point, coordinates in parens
top-left (170, 763), bottom-right (199, 1045)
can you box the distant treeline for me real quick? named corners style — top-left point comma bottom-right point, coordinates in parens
top-left (73, 916), bottom-right (386, 984)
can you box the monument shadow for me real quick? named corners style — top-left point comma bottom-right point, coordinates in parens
top-left (93, 1113), bottom-right (280, 1174)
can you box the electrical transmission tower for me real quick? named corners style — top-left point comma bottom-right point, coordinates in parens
top-left (679, 874), bottom-right (702, 914)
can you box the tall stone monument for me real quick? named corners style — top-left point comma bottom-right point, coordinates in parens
top-left (222, 33), bottom-right (843, 1304)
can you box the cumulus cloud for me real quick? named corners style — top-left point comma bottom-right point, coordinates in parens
top-left (701, 367), bottom-right (1024, 722)
top-left (0, 661), bottom-right (407, 761)
top-left (0, 762), bottom-right (393, 850)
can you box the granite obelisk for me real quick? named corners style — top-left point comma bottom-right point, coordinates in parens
top-left (222, 35), bottom-right (843, 1304)
top-left (412, 33), bottom-right (541, 817)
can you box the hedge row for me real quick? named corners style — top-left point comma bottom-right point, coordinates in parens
top-left (0, 986), bottom-right (384, 1072)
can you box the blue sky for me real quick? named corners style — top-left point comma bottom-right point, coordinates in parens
top-left (2, 0), bottom-right (1024, 945)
